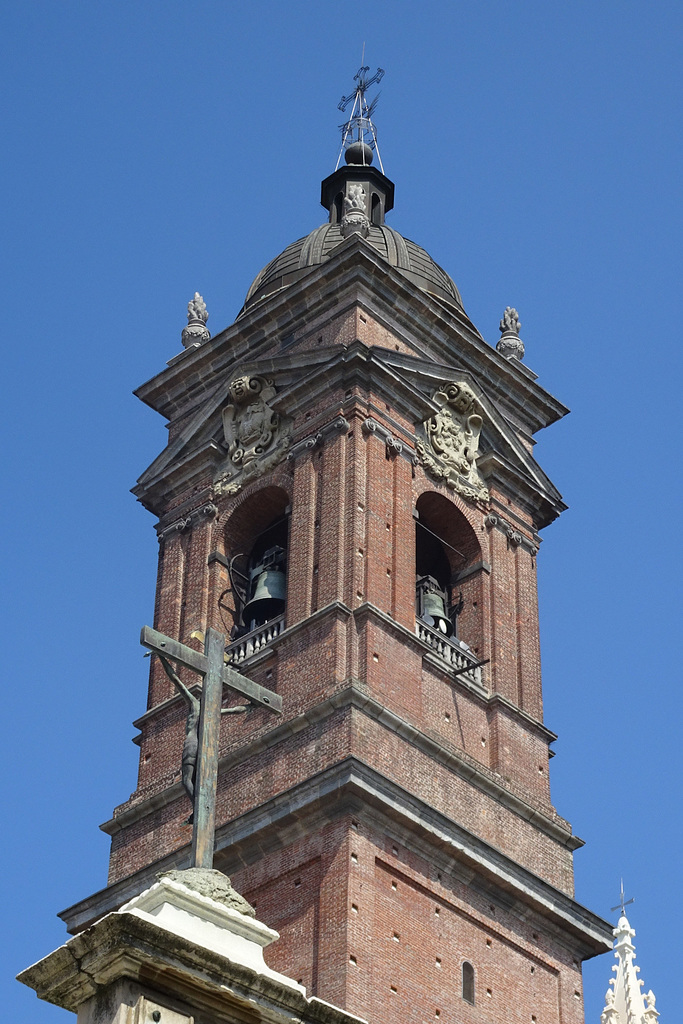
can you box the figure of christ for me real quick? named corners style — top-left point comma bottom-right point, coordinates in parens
top-left (157, 654), bottom-right (250, 823)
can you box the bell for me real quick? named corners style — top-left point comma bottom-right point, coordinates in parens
top-left (242, 568), bottom-right (286, 629)
top-left (421, 588), bottom-right (453, 637)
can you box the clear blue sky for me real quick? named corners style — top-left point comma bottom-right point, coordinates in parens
top-left (3, 3), bottom-right (681, 1021)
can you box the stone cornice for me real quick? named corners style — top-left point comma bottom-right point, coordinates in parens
top-left (129, 596), bottom-right (555, 744)
top-left (478, 450), bottom-right (566, 527)
top-left (484, 510), bottom-right (539, 554)
top-left (105, 674), bottom-right (568, 848)
top-left (65, 757), bottom-right (609, 959)
top-left (134, 242), bottom-right (567, 440)
top-left (132, 439), bottom-right (222, 509)
top-left (133, 340), bottom-right (564, 524)
top-left (361, 415), bottom-right (416, 464)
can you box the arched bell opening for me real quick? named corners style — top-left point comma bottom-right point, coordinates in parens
top-left (415, 492), bottom-right (482, 651)
top-left (223, 487), bottom-right (290, 639)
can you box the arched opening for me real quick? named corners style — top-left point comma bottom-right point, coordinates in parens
top-left (415, 492), bottom-right (481, 647)
top-left (223, 487), bottom-right (289, 639)
top-left (371, 192), bottom-right (381, 225)
top-left (332, 192), bottom-right (343, 224)
top-left (462, 961), bottom-right (475, 1004)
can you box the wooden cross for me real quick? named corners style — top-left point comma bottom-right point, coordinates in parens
top-left (140, 625), bottom-right (282, 869)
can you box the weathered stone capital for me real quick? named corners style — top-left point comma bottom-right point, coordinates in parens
top-left (288, 416), bottom-right (350, 461)
top-left (506, 526), bottom-right (523, 547)
top-left (484, 511), bottom-right (537, 553)
top-left (157, 501), bottom-right (219, 540)
top-left (362, 417), bottom-right (405, 458)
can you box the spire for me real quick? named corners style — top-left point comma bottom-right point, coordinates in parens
top-left (600, 910), bottom-right (660, 1024)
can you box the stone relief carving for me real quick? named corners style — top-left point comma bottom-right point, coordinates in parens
top-left (415, 382), bottom-right (489, 502)
top-left (341, 182), bottom-right (369, 238)
top-left (214, 375), bottom-right (291, 496)
top-left (181, 291), bottom-right (211, 349)
top-left (496, 305), bottom-right (525, 361)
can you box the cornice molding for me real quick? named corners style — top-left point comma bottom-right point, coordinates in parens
top-left (67, 756), bottom-right (609, 958)
top-left (105, 676), bottom-right (568, 848)
top-left (135, 245), bottom-right (567, 440)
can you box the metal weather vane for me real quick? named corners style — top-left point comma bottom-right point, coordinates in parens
top-left (336, 62), bottom-right (385, 172)
top-left (611, 878), bottom-right (635, 917)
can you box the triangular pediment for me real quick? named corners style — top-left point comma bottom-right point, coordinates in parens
top-left (133, 347), bottom-right (349, 506)
top-left (360, 348), bottom-right (564, 514)
top-left (134, 342), bottom-right (563, 528)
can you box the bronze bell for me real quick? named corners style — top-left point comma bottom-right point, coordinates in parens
top-left (242, 568), bottom-right (286, 629)
top-left (416, 575), bottom-right (454, 637)
top-left (421, 588), bottom-right (453, 637)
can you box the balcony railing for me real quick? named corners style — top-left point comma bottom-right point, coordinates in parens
top-left (415, 620), bottom-right (483, 687)
top-left (228, 615), bottom-right (285, 665)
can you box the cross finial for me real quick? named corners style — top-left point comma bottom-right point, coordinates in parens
top-left (611, 878), bottom-right (635, 917)
top-left (336, 61), bottom-right (385, 172)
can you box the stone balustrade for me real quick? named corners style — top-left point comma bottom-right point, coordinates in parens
top-left (415, 620), bottom-right (482, 687)
top-left (228, 615), bottom-right (285, 664)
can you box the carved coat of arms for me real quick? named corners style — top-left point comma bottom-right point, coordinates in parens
top-left (416, 382), bottom-right (489, 502)
top-left (214, 375), bottom-right (291, 495)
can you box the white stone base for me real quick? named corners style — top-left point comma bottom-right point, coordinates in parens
top-left (119, 874), bottom-right (304, 993)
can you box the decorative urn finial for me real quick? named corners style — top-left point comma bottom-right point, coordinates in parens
top-left (496, 306), bottom-right (525, 361)
top-left (181, 291), bottom-right (211, 349)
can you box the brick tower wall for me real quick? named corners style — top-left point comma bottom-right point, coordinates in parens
top-left (95, 281), bottom-right (606, 1024)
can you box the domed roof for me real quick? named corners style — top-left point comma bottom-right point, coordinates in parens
top-left (241, 221), bottom-right (464, 314)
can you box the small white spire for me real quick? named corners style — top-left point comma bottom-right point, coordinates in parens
top-left (599, 912), bottom-right (660, 1024)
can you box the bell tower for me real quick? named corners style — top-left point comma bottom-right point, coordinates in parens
top-left (61, 70), bottom-right (612, 1024)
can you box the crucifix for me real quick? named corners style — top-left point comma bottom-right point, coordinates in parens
top-left (140, 624), bottom-right (282, 868)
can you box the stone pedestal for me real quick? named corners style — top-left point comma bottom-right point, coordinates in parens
top-left (19, 870), bottom-right (366, 1024)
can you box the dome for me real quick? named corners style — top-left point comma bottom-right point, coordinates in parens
top-left (240, 160), bottom-right (464, 315)
top-left (241, 222), bottom-right (464, 315)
